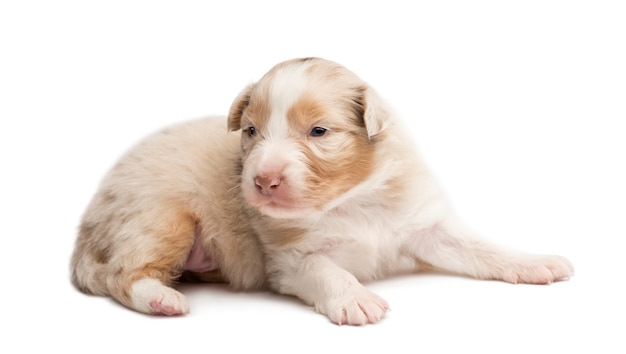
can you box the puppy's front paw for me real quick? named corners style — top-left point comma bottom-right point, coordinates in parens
top-left (319, 287), bottom-right (389, 326)
top-left (130, 278), bottom-right (189, 316)
top-left (502, 255), bottom-right (574, 285)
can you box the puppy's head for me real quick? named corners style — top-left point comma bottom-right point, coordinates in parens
top-left (228, 58), bottom-right (390, 219)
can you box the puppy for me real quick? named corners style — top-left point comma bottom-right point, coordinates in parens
top-left (71, 57), bottom-right (574, 325)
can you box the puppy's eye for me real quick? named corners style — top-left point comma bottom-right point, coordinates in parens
top-left (310, 127), bottom-right (327, 137)
top-left (245, 127), bottom-right (257, 137)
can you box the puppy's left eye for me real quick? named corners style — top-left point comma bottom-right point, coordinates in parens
top-left (310, 127), bottom-right (327, 137)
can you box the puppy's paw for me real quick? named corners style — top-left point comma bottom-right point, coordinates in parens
top-left (130, 278), bottom-right (189, 316)
top-left (319, 287), bottom-right (389, 326)
top-left (501, 255), bottom-right (574, 285)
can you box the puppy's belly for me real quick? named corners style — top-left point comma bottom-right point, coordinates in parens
top-left (183, 231), bottom-right (219, 273)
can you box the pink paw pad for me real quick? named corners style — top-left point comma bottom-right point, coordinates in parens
top-left (149, 300), bottom-right (184, 316)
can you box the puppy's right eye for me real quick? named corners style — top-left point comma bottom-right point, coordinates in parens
top-left (245, 127), bottom-right (257, 137)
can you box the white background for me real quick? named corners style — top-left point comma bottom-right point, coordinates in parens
top-left (1, 1), bottom-right (625, 353)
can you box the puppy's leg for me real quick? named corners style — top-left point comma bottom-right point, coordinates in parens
top-left (269, 254), bottom-right (389, 326)
top-left (105, 208), bottom-right (197, 315)
top-left (406, 221), bottom-right (574, 284)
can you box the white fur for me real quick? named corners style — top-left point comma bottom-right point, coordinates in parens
top-left (130, 278), bottom-right (189, 316)
top-left (267, 62), bottom-right (310, 139)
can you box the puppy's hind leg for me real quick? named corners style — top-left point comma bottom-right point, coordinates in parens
top-left (405, 220), bottom-right (574, 284)
top-left (106, 208), bottom-right (198, 316)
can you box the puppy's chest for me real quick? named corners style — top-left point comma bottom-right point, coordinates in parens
top-left (299, 210), bottom-right (412, 279)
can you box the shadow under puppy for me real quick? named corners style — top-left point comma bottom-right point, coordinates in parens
top-left (71, 57), bottom-right (574, 325)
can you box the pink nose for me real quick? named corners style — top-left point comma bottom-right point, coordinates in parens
top-left (254, 174), bottom-right (282, 194)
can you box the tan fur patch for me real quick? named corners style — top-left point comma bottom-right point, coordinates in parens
top-left (114, 207), bottom-right (198, 303)
top-left (286, 96), bottom-right (327, 132)
top-left (301, 133), bottom-right (375, 209)
top-left (284, 89), bottom-right (376, 209)
top-left (243, 85), bottom-right (272, 134)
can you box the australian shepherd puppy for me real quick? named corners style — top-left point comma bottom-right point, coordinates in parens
top-left (71, 57), bottom-right (573, 325)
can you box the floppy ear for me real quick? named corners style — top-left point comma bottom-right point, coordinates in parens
top-left (227, 83), bottom-right (255, 132)
top-left (361, 87), bottom-right (390, 138)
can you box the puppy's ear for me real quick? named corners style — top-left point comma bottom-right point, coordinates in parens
top-left (361, 87), bottom-right (390, 138)
top-left (227, 83), bottom-right (255, 132)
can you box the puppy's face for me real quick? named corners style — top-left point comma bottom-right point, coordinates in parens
top-left (228, 58), bottom-right (389, 219)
